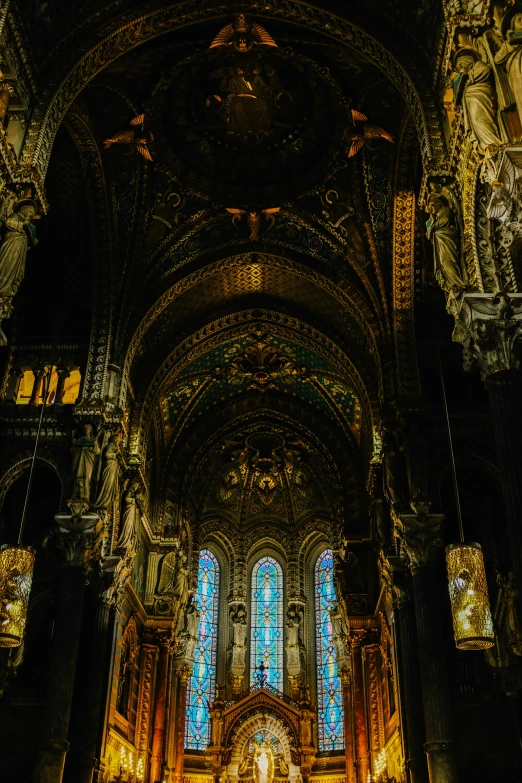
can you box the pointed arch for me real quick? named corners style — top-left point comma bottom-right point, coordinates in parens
top-left (250, 555), bottom-right (284, 690)
top-left (314, 548), bottom-right (344, 751)
top-left (185, 549), bottom-right (220, 749)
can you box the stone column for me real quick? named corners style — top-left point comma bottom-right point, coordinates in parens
top-left (150, 635), bottom-right (172, 783)
top-left (340, 669), bottom-right (356, 783)
top-left (32, 510), bottom-right (103, 783)
top-left (29, 368), bottom-right (45, 404)
top-left (54, 368), bottom-right (70, 404)
top-left (454, 293), bottom-right (522, 596)
top-left (75, 556), bottom-right (128, 783)
top-left (381, 555), bottom-right (428, 783)
top-left (350, 629), bottom-right (369, 783)
top-left (363, 642), bottom-right (385, 773)
top-left (173, 666), bottom-right (191, 783)
top-left (397, 513), bottom-right (459, 783)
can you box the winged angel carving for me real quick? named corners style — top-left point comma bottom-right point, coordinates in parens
top-left (209, 13), bottom-right (277, 52)
top-left (226, 206), bottom-right (280, 240)
top-left (103, 114), bottom-right (154, 161)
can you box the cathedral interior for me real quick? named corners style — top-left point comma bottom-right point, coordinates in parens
top-left (1, 2), bottom-right (522, 782)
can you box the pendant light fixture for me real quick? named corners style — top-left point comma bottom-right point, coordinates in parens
top-left (0, 358), bottom-right (54, 647)
top-left (439, 352), bottom-right (494, 651)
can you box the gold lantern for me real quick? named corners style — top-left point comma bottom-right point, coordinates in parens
top-left (445, 542), bottom-right (494, 650)
top-left (0, 545), bottom-right (35, 648)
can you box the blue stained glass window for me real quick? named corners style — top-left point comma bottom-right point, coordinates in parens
top-left (185, 549), bottom-right (219, 750)
top-left (315, 549), bottom-right (345, 751)
top-left (250, 556), bottom-right (283, 690)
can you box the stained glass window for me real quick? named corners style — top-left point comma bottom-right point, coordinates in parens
top-left (185, 549), bottom-right (219, 750)
top-left (250, 556), bottom-right (283, 690)
top-left (315, 549), bottom-right (344, 751)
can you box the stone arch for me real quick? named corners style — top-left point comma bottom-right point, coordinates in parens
top-left (129, 308), bottom-right (375, 462)
top-left (0, 450), bottom-right (67, 514)
top-left (21, 1), bottom-right (445, 177)
top-left (63, 102), bottom-right (116, 402)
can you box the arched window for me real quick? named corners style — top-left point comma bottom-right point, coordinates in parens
top-left (315, 549), bottom-right (344, 751)
top-left (185, 549), bottom-right (220, 750)
top-left (250, 555), bottom-right (283, 690)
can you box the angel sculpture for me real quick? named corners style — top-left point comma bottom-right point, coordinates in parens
top-left (346, 110), bottom-right (394, 158)
top-left (103, 114), bottom-right (154, 161)
top-left (157, 550), bottom-right (179, 594)
top-left (210, 13), bottom-right (277, 52)
top-left (226, 206), bottom-right (280, 240)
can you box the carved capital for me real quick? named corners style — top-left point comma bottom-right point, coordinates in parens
top-left (349, 628), bottom-right (369, 651)
top-left (379, 551), bottom-right (411, 609)
top-left (453, 293), bottom-right (522, 380)
top-left (396, 513), bottom-right (445, 573)
top-left (174, 665), bottom-right (192, 685)
top-left (45, 511), bottom-right (105, 572)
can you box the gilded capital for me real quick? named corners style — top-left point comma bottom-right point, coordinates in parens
top-left (396, 513), bottom-right (445, 573)
top-left (453, 293), bottom-right (522, 380)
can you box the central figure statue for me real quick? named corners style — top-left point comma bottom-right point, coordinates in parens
top-left (220, 64), bottom-right (275, 136)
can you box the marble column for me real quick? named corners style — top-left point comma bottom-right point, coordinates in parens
top-left (350, 629), bottom-right (369, 783)
top-left (382, 555), bottom-right (428, 783)
top-left (33, 511), bottom-right (103, 783)
top-left (173, 666), bottom-right (191, 783)
top-left (150, 635), bottom-right (171, 783)
top-left (340, 669), bottom-right (356, 783)
top-left (75, 561), bottom-right (123, 783)
top-left (397, 513), bottom-right (459, 783)
top-left (454, 293), bottom-right (522, 596)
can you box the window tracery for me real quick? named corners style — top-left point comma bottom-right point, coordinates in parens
top-left (185, 549), bottom-right (220, 750)
top-left (250, 556), bottom-right (283, 691)
top-left (314, 549), bottom-right (344, 751)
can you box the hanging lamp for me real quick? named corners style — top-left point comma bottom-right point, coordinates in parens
top-left (0, 358), bottom-right (54, 647)
top-left (439, 352), bottom-right (494, 651)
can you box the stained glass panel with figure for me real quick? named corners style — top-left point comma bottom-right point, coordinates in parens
top-left (250, 556), bottom-right (283, 690)
top-left (315, 548), bottom-right (344, 751)
top-left (185, 549), bottom-right (219, 749)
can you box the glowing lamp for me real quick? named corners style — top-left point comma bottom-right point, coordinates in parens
top-left (0, 545), bottom-right (35, 647)
top-left (446, 542), bottom-right (494, 650)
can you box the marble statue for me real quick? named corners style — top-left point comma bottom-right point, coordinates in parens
top-left (71, 423), bottom-right (100, 502)
top-left (231, 604), bottom-right (247, 646)
top-left (94, 432), bottom-right (123, 509)
top-left (454, 51), bottom-right (503, 152)
top-left (286, 604), bottom-right (303, 647)
top-left (116, 479), bottom-right (142, 551)
top-left (381, 420), bottom-right (408, 509)
top-left (426, 194), bottom-right (466, 294)
top-left (495, 14), bottom-right (522, 124)
top-left (256, 750), bottom-right (269, 783)
top-left (0, 199), bottom-right (38, 297)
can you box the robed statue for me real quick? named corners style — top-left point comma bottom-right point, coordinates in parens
top-left (70, 423), bottom-right (100, 502)
top-left (0, 196), bottom-right (38, 298)
top-left (116, 478), bottom-right (143, 552)
top-left (94, 432), bottom-right (123, 509)
top-left (453, 49), bottom-right (503, 152)
top-left (426, 193), bottom-right (466, 295)
top-left (495, 14), bottom-right (522, 125)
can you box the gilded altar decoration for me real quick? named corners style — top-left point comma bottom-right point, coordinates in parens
top-left (446, 542), bottom-right (494, 650)
top-left (0, 545), bottom-right (35, 648)
top-left (103, 114), bottom-right (154, 160)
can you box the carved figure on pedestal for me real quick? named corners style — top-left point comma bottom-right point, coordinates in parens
top-left (230, 604), bottom-right (247, 646)
top-left (94, 432), bottom-right (123, 509)
top-left (426, 193), bottom-right (467, 294)
top-left (256, 750), bottom-right (269, 783)
top-left (495, 14), bottom-right (522, 124)
top-left (381, 420), bottom-right (408, 510)
top-left (70, 423), bottom-right (100, 502)
top-left (157, 550), bottom-right (189, 629)
top-left (399, 416), bottom-right (430, 513)
top-left (454, 49), bottom-right (503, 152)
top-left (116, 478), bottom-right (142, 552)
top-left (286, 604), bottom-right (304, 648)
top-left (0, 198), bottom-right (38, 297)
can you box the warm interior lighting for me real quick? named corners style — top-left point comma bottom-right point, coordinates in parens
top-left (0, 545), bottom-right (35, 647)
top-left (446, 542), bottom-right (494, 650)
